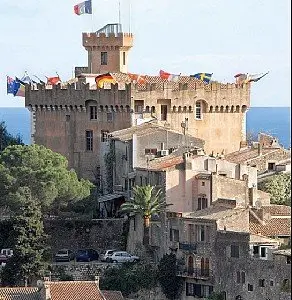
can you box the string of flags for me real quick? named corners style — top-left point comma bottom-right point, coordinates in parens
top-left (234, 72), bottom-right (269, 85)
top-left (6, 70), bottom-right (269, 96)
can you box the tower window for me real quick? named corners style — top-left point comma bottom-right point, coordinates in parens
top-left (101, 52), bottom-right (108, 65)
top-left (198, 197), bottom-right (208, 210)
top-left (86, 130), bottom-right (93, 151)
top-left (90, 106), bottom-right (97, 120)
top-left (195, 102), bottom-right (202, 119)
top-left (161, 105), bottom-right (168, 121)
top-left (107, 112), bottom-right (113, 122)
top-left (123, 52), bottom-right (126, 65)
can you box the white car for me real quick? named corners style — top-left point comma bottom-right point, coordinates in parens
top-left (100, 249), bottom-right (117, 262)
top-left (109, 251), bottom-right (140, 263)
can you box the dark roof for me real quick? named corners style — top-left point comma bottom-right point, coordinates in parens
top-left (0, 288), bottom-right (41, 300)
top-left (101, 291), bottom-right (124, 300)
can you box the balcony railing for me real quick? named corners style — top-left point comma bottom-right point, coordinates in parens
top-left (179, 242), bottom-right (197, 252)
top-left (177, 268), bottom-right (213, 280)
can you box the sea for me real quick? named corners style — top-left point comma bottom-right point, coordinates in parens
top-left (0, 107), bottom-right (290, 148)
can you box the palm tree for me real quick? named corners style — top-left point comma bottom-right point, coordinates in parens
top-left (120, 185), bottom-right (171, 246)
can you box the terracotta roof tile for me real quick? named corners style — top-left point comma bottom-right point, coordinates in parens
top-left (262, 205), bottom-right (291, 216)
top-left (48, 281), bottom-right (104, 300)
top-left (0, 287), bottom-right (40, 300)
top-left (148, 156), bottom-right (184, 171)
top-left (225, 148), bottom-right (278, 164)
top-left (101, 291), bottom-right (124, 300)
top-left (249, 214), bottom-right (291, 237)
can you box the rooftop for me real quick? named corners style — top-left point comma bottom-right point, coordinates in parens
top-left (262, 205), bottom-right (291, 217)
top-left (273, 249), bottom-right (291, 257)
top-left (249, 214), bottom-right (291, 237)
top-left (48, 281), bottom-right (104, 300)
top-left (225, 147), bottom-right (280, 164)
top-left (182, 205), bottom-right (247, 221)
top-left (110, 121), bottom-right (204, 145)
top-left (249, 234), bottom-right (280, 245)
top-left (0, 287), bottom-right (40, 300)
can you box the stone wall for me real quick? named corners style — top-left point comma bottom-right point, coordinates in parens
top-left (44, 218), bottom-right (126, 257)
top-left (248, 148), bottom-right (290, 172)
top-left (214, 231), bottom-right (291, 300)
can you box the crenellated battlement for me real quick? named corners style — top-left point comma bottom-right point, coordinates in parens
top-left (83, 32), bottom-right (133, 49)
top-left (25, 78), bottom-right (250, 109)
top-left (25, 82), bottom-right (132, 107)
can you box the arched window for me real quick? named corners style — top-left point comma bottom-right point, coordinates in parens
top-left (235, 296), bottom-right (242, 300)
top-left (187, 256), bottom-right (194, 274)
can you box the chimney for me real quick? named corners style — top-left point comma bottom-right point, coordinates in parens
top-left (94, 275), bottom-right (100, 288)
top-left (258, 143), bottom-right (262, 156)
top-left (249, 187), bottom-right (257, 207)
top-left (38, 279), bottom-right (51, 300)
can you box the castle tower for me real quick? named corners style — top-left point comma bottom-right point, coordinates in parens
top-left (83, 23), bottom-right (133, 74)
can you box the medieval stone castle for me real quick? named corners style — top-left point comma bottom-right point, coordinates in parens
top-left (25, 23), bottom-right (250, 180)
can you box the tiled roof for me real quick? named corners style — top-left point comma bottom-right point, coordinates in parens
top-left (249, 234), bottom-right (280, 245)
top-left (262, 205), bottom-right (291, 216)
top-left (147, 155), bottom-right (184, 171)
top-left (101, 291), bottom-right (124, 300)
top-left (249, 213), bottom-right (291, 237)
top-left (183, 206), bottom-right (247, 221)
top-left (48, 281), bottom-right (104, 300)
top-left (110, 121), bottom-right (204, 146)
top-left (225, 148), bottom-right (279, 164)
top-left (0, 287), bottom-right (40, 300)
top-left (273, 249), bottom-right (291, 257)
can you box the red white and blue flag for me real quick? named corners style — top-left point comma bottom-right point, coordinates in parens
top-left (74, 0), bottom-right (92, 15)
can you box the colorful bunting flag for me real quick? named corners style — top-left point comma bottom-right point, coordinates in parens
top-left (159, 70), bottom-right (180, 82)
top-left (13, 78), bottom-right (25, 97)
top-left (245, 72), bottom-right (269, 83)
top-left (7, 76), bottom-right (15, 94)
top-left (74, 0), bottom-right (92, 15)
top-left (47, 76), bottom-right (61, 85)
top-left (234, 73), bottom-right (247, 85)
top-left (128, 73), bottom-right (147, 84)
top-left (95, 73), bottom-right (116, 88)
top-left (190, 73), bottom-right (213, 84)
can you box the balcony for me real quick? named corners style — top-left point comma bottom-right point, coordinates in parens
top-left (179, 242), bottom-right (197, 252)
top-left (177, 268), bottom-right (213, 280)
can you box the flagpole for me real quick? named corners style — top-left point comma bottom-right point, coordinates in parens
top-left (118, 0), bottom-right (121, 25)
top-left (91, 0), bottom-right (94, 32)
top-left (129, 0), bottom-right (131, 33)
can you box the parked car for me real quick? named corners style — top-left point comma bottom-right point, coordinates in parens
top-left (55, 249), bottom-right (75, 262)
top-left (100, 249), bottom-right (117, 262)
top-left (0, 248), bottom-right (13, 264)
top-left (76, 249), bottom-right (99, 262)
top-left (109, 251), bottom-right (140, 263)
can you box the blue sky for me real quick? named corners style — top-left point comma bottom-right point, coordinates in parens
top-left (0, 0), bottom-right (290, 107)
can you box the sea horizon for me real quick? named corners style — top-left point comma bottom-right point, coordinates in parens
top-left (0, 106), bottom-right (290, 148)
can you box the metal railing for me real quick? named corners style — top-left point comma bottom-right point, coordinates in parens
top-left (177, 268), bottom-right (213, 280)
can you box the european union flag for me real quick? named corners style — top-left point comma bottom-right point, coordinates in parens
top-left (191, 73), bottom-right (213, 84)
top-left (7, 76), bottom-right (15, 94)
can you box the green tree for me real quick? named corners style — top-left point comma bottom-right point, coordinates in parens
top-left (0, 144), bottom-right (93, 212)
top-left (0, 121), bottom-right (23, 151)
top-left (100, 262), bottom-right (157, 296)
top-left (119, 185), bottom-right (170, 245)
top-left (1, 187), bottom-right (46, 286)
top-left (158, 253), bottom-right (183, 300)
top-left (258, 173), bottom-right (291, 206)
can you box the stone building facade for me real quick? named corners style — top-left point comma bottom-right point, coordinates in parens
top-left (25, 23), bottom-right (251, 180)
